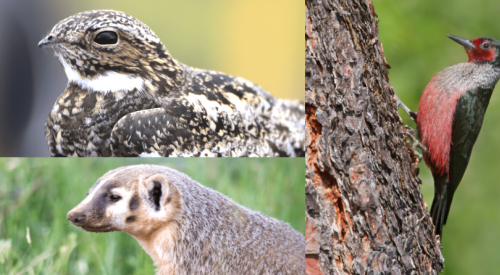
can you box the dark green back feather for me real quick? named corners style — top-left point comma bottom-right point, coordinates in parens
top-left (432, 87), bottom-right (493, 236)
top-left (449, 87), bottom-right (493, 193)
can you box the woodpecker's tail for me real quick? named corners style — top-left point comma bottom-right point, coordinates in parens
top-left (430, 175), bottom-right (455, 238)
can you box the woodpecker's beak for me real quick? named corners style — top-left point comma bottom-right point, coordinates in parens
top-left (38, 34), bottom-right (58, 48)
top-left (447, 35), bottom-right (475, 50)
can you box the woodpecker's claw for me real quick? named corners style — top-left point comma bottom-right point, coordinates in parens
top-left (401, 126), bottom-right (429, 183)
top-left (403, 126), bottom-right (428, 153)
top-left (391, 86), bottom-right (427, 182)
top-left (392, 86), bottom-right (417, 123)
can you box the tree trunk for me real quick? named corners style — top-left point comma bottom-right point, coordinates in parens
top-left (305, 0), bottom-right (444, 274)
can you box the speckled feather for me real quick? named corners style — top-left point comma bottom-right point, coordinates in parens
top-left (41, 10), bottom-right (304, 157)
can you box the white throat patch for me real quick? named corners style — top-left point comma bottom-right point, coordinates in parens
top-left (58, 55), bottom-right (145, 93)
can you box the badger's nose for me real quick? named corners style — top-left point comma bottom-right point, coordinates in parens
top-left (67, 211), bottom-right (87, 225)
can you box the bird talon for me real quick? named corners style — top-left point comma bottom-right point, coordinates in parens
top-left (402, 126), bottom-right (428, 155)
top-left (409, 111), bottom-right (418, 122)
top-left (401, 124), bottom-right (427, 183)
top-left (393, 86), bottom-right (417, 123)
top-left (416, 143), bottom-right (429, 154)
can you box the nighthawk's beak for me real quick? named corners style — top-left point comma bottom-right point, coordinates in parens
top-left (38, 34), bottom-right (58, 48)
top-left (447, 34), bottom-right (475, 50)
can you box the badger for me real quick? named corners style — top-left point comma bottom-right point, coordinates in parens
top-left (67, 164), bottom-right (305, 275)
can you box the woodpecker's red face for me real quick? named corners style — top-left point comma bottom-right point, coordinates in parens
top-left (468, 38), bottom-right (496, 62)
top-left (448, 35), bottom-right (500, 64)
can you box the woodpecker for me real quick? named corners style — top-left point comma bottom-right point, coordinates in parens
top-left (38, 10), bottom-right (305, 157)
top-left (417, 35), bottom-right (500, 237)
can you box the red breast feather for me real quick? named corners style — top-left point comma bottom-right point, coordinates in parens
top-left (417, 73), bottom-right (466, 178)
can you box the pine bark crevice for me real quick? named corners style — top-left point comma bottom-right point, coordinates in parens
top-left (305, 0), bottom-right (444, 274)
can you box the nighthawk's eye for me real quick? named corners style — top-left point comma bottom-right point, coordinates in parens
top-left (481, 42), bottom-right (491, 50)
top-left (94, 31), bottom-right (118, 45)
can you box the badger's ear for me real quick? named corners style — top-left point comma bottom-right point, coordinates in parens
top-left (143, 174), bottom-right (175, 211)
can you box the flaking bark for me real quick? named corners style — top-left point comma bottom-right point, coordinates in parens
top-left (305, 0), bottom-right (444, 274)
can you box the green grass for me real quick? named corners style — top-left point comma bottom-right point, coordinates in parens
top-left (0, 158), bottom-right (305, 275)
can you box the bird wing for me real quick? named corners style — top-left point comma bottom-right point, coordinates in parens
top-left (108, 105), bottom-right (276, 157)
top-left (181, 69), bottom-right (304, 157)
top-left (109, 69), bottom-right (305, 157)
top-left (109, 107), bottom-right (198, 157)
top-left (449, 87), bottom-right (494, 193)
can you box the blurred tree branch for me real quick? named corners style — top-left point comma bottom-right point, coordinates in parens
top-left (305, 0), bottom-right (444, 274)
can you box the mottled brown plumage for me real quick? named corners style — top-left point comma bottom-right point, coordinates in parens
top-left (39, 10), bottom-right (304, 157)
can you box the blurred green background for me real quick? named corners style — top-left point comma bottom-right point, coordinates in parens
top-left (0, 0), bottom-right (303, 156)
top-left (374, 0), bottom-right (500, 273)
top-left (0, 158), bottom-right (305, 275)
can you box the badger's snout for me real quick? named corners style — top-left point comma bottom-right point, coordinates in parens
top-left (67, 210), bottom-right (86, 225)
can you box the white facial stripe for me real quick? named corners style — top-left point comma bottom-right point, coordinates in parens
top-left (81, 179), bottom-right (108, 205)
top-left (81, 169), bottom-right (123, 205)
top-left (58, 55), bottom-right (145, 93)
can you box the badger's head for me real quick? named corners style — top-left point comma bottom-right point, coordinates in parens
top-left (67, 165), bottom-right (181, 240)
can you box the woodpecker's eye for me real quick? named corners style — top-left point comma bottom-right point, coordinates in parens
top-left (109, 194), bottom-right (122, 202)
top-left (481, 42), bottom-right (491, 50)
top-left (94, 31), bottom-right (118, 45)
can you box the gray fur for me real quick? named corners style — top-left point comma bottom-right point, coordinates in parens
top-left (160, 166), bottom-right (304, 274)
top-left (69, 164), bottom-right (305, 275)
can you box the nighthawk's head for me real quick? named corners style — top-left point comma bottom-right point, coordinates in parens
top-left (39, 10), bottom-right (183, 93)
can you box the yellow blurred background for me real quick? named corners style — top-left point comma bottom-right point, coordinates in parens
top-left (69, 0), bottom-right (304, 100)
top-left (0, 0), bottom-right (303, 156)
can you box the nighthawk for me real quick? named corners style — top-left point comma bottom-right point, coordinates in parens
top-left (38, 10), bottom-right (304, 157)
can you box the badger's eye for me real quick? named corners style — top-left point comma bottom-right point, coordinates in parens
top-left (94, 31), bottom-right (118, 45)
top-left (109, 194), bottom-right (122, 202)
top-left (481, 42), bottom-right (491, 49)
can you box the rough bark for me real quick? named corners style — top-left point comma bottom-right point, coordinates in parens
top-left (305, 0), bottom-right (444, 274)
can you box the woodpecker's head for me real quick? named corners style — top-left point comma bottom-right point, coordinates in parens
top-left (38, 10), bottom-right (183, 93)
top-left (448, 35), bottom-right (500, 66)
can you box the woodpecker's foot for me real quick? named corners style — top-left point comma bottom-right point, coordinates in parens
top-left (391, 86), bottom-right (427, 181)
top-left (402, 126), bottom-right (427, 154)
top-left (392, 86), bottom-right (417, 123)
top-left (403, 126), bottom-right (428, 154)
top-left (401, 126), bottom-right (428, 182)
